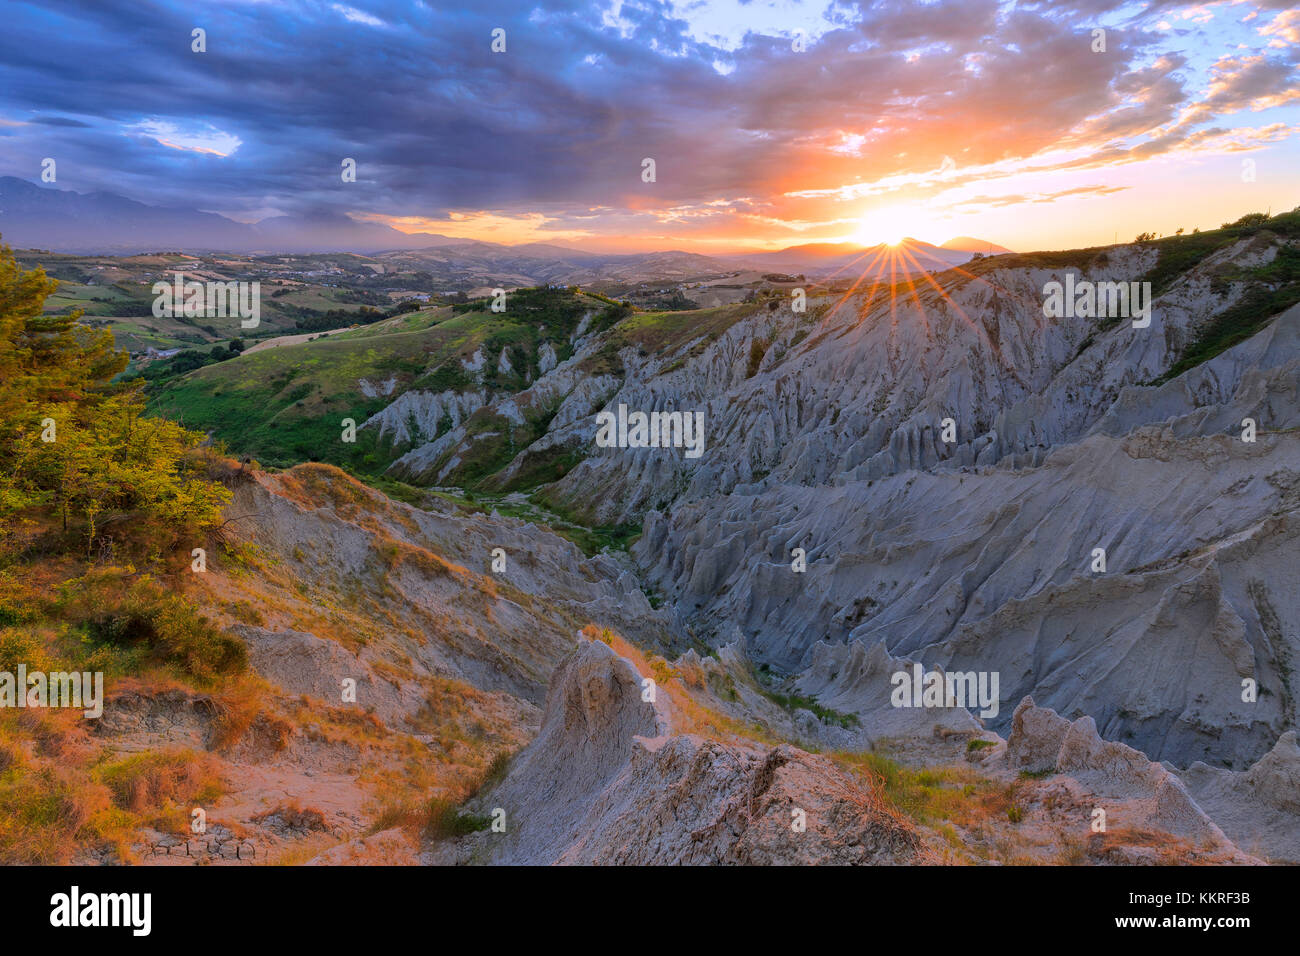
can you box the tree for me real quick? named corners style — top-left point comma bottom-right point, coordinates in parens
top-left (0, 242), bottom-right (229, 555)
top-left (1221, 212), bottom-right (1269, 230)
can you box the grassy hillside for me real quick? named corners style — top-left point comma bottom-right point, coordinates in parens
top-left (146, 287), bottom-right (629, 473)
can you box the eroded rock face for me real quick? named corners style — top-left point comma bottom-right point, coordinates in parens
top-left (360, 388), bottom-right (488, 448)
top-left (1236, 730), bottom-right (1300, 814)
top-left (225, 466), bottom-right (675, 713)
top-left (336, 247), bottom-right (1298, 780)
top-left (1182, 731), bottom-right (1300, 863)
top-left (1092, 302), bottom-right (1300, 442)
top-left (480, 244), bottom-right (1300, 775)
top-left (794, 639), bottom-right (983, 740)
top-left (179, 238), bottom-right (1298, 865)
top-left (441, 640), bottom-right (926, 865)
top-left (537, 245), bottom-right (1296, 525)
top-left (637, 426), bottom-right (1300, 766)
top-left (1006, 697), bottom-right (1070, 773)
top-left (999, 697), bottom-right (1243, 853)
top-left (561, 737), bottom-right (925, 865)
top-left (232, 625), bottom-right (425, 730)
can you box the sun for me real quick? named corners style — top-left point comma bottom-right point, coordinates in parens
top-left (851, 205), bottom-right (915, 247)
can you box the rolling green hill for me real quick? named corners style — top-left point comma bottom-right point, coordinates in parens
top-left (145, 287), bottom-right (636, 475)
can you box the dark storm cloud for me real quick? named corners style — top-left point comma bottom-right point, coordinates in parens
top-left (27, 116), bottom-right (94, 127)
top-left (0, 0), bottom-right (1293, 232)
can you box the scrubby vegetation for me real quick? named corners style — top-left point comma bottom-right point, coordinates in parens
top-left (765, 689), bottom-right (860, 729)
top-left (838, 750), bottom-right (1018, 837)
top-left (1143, 209), bottom-right (1300, 296)
top-left (751, 663), bottom-right (859, 729)
top-left (1154, 214), bottom-right (1300, 382)
top-left (0, 243), bottom-right (255, 862)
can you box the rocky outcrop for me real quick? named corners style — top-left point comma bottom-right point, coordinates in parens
top-left (1006, 697), bottom-right (1070, 773)
top-left (1002, 698), bottom-right (1252, 856)
top-left (1092, 302), bottom-right (1300, 442)
top-left (1181, 731), bottom-right (1300, 862)
top-left (359, 388), bottom-right (488, 447)
top-left (357, 375), bottom-right (399, 399)
top-left (460, 347), bottom-right (487, 382)
top-left (793, 638), bottom-right (983, 739)
top-left (537, 340), bottom-right (558, 375)
top-left (439, 640), bottom-right (927, 864)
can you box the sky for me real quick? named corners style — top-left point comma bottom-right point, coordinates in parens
top-left (0, 0), bottom-right (1298, 253)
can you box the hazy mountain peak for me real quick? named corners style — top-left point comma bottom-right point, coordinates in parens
top-left (940, 235), bottom-right (1014, 254)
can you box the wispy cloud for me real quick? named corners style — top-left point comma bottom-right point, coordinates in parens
top-left (126, 119), bottom-right (243, 157)
top-left (331, 4), bottom-right (387, 28)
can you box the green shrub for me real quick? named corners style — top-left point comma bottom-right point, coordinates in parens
top-left (423, 797), bottom-right (492, 840)
top-left (60, 572), bottom-right (247, 684)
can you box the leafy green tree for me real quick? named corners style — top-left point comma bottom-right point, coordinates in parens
top-left (0, 241), bottom-right (229, 554)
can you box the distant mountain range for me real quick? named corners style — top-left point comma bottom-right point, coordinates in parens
top-left (0, 177), bottom-right (460, 254)
top-left (0, 177), bottom-right (1012, 280)
top-left (373, 243), bottom-right (735, 288)
top-left (940, 235), bottom-right (1014, 255)
top-left (731, 237), bottom-right (1007, 277)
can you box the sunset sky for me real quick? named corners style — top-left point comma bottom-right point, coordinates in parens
top-left (1, 0), bottom-right (1298, 253)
